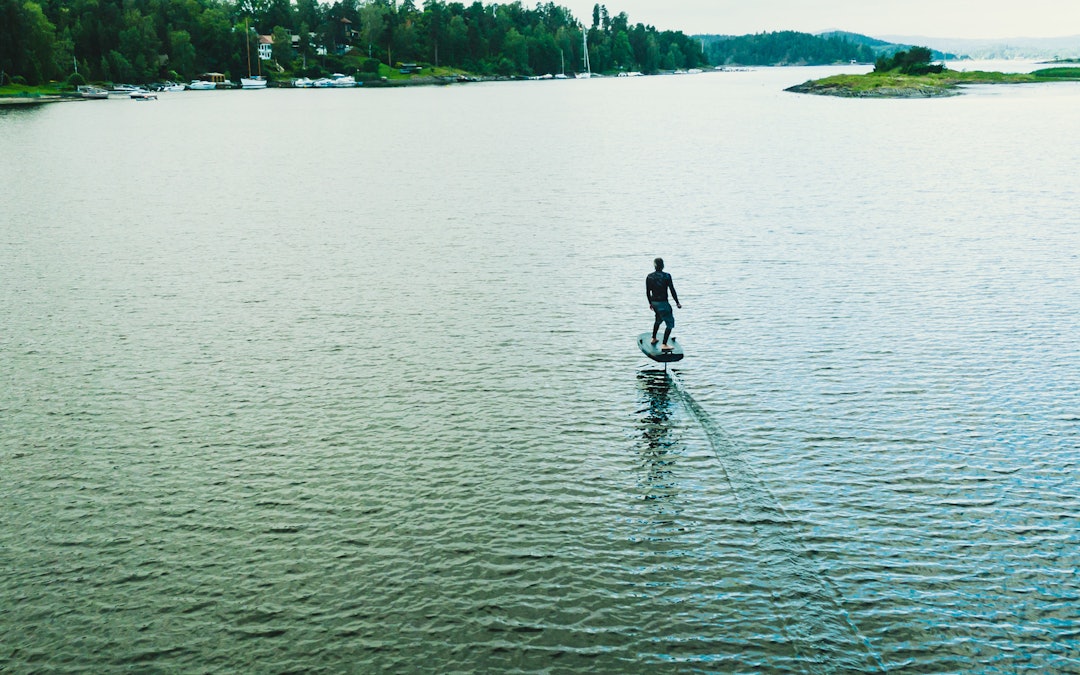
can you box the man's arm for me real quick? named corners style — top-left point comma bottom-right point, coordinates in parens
top-left (668, 278), bottom-right (681, 307)
top-left (646, 277), bottom-right (653, 305)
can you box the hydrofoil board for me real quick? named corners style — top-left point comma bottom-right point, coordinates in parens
top-left (637, 332), bottom-right (684, 363)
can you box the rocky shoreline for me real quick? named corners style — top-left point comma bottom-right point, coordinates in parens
top-left (784, 81), bottom-right (959, 98)
top-left (787, 66), bottom-right (1080, 98)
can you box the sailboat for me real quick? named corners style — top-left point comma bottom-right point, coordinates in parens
top-left (576, 30), bottom-right (592, 79)
top-left (241, 18), bottom-right (268, 89)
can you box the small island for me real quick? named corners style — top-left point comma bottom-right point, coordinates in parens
top-left (787, 47), bottom-right (1080, 98)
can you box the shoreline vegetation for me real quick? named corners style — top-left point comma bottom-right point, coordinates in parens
top-left (7, 65), bottom-right (1080, 106)
top-left (0, 65), bottom-right (696, 105)
top-left (786, 66), bottom-right (1080, 98)
top-left (1, 0), bottom-right (706, 92)
top-left (787, 47), bottom-right (1080, 98)
top-left (5, 0), bottom-right (1079, 108)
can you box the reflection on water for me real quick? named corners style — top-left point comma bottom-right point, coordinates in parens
top-left (636, 370), bottom-right (679, 506)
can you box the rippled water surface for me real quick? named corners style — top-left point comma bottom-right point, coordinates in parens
top-left (2, 67), bottom-right (1079, 673)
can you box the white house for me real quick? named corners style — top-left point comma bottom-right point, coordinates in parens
top-left (258, 35), bottom-right (273, 61)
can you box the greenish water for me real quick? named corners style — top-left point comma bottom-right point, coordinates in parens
top-left (2, 68), bottom-right (1079, 672)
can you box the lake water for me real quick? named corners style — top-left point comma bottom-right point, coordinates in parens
top-left (2, 66), bottom-right (1078, 673)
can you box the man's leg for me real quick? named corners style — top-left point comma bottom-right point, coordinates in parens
top-left (651, 309), bottom-right (661, 344)
top-left (661, 314), bottom-right (675, 350)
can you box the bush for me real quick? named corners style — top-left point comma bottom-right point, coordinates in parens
top-left (494, 57), bottom-right (516, 76)
top-left (67, 72), bottom-right (87, 86)
top-left (321, 55), bottom-right (345, 73)
top-left (12, 75), bottom-right (28, 85)
top-left (358, 58), bottom-right (380, 74)
top-left (1033, 67), bottom-right (1080, 79)
top-left (874, 47), bottom-right (943, 75)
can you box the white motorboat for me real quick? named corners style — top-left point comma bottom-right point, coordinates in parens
top-left (108, 84), bottom-right (142, 97)
top-left (293, 77), bottom-right (314, 88)
top-left (241, 76), bottom-right (268, 89)
top-left (77, 85), bottom-right (109, 99)
top-left (188, 80), bottom-right (216, 90)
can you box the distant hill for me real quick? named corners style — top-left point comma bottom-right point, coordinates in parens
top-left (698, 31), bottom-right (878, 66)
top-left (817, 31), bottom-right (961, 60)
top-left (697, 30), bottom-right (960, 67)
top-left (816, 31), bottom-right (895, 49)
top-left (878, 35), bottom-right (1080, 60)
top-left (695, 29), bottom-right (1080, 67)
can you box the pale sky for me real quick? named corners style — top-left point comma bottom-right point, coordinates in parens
top-left (557, 0), bottom-right (1080, 39)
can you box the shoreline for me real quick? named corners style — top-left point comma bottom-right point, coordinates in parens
top-left (0, 95), bottom-right (77, 106)
top-left (784, 81), bottom-right (960, 98)
top-left (787, 67), bottom-right (1080, 98)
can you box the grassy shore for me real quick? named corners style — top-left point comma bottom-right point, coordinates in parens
top-left (0, 83), bottom-right (83, 105)
top-left (0, 83), bottom-right (75, 96)
top-left (787, 67), bottom-right (1080, 98)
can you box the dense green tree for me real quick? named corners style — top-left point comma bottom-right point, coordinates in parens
top-left (874, 46), bottom-right (942, 74)
top-left (1, 0), bottom-right (708, 84)
top-left (168, 28), bottom-right (196, 76)
top-left (610, 29), bottom-right (631, 68)
top-left (1, 0), bottom-right (58, 84)
top-left (642, 33), bottom-right (659, 72)
top-left (117, 9), bottom-right (161, 80)
top-left (359, 0), bottom-right (387, 58)
top-left (705, 31), bottom-right (876, 67)
top-left (261, 0), bottom-right (290, 33)
top-left (502, 26), bottom-right (525, 72)
top-left (194, 7), bottom-right (234, 76)
top-left (445, 13), bottom-right (467, 64)
top-left (271, 24), bottom-right (290, 63)
top-left (294, 0), bottom-right (320, 33)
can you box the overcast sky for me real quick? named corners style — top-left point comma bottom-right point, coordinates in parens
top-left (555, 0), bottom-right (1080, 39)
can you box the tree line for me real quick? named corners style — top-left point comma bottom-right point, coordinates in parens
top-left (703, 31), bottom-right (878, 66)
top-left (0, 0), bottom-right (707, 85)
top-left (873, 47), bottom-right (943, 75)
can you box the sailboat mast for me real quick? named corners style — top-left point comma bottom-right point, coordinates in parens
top-left (582, 30), bottom-right (590, 74)
top-left (245, 17), bottom-right (253, 78)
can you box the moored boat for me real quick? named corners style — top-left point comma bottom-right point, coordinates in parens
top-left (77, 85), bottom-right (109, 99)
top-left (240, 18), bottom-right (268, 89)
top-left (108, 84), bottom-right (142, 97)
top-left (188, 80), bottom-right (217, 90)
top-left (576, 31), bottom-right (592, 78)
top-left (313, 74), bottom-right (358, 88)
